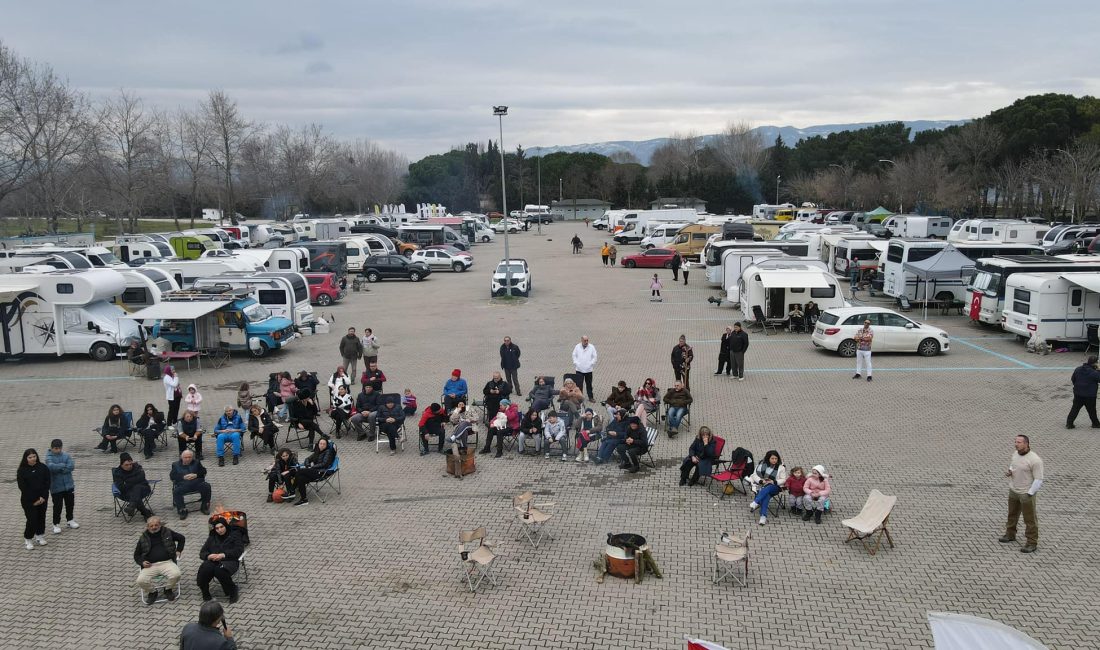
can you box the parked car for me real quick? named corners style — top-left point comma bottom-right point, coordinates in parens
top-left (304, 272), bottom-right (344, 306)
top-left (620, 248), bottom-right (677, 269)
top-left (524, 214), bottom-right (553, 225)
top-left (410, 248), bottom-right (473, 272)
top-left (592, 217), bottom-right (609, 230)
top-left (811, 307), bottom-right (950, 357)
top-left (491, 258), bottom-right (531, 297)
top-left (361, 254), bottom-right (432, 282)
top-left (425, 244), bottom-right (472, 260)
top-left (492, 218), bottom-right (523, 233)
top-left (860, 223), bottom-right (891, 238)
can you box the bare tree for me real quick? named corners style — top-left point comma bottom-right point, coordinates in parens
top-left (648, 131), bottom-right (702, 182)
top-left (941, 121), bottom-right (1004, 215)
top-left (0, 41), bottom-right (36, 210)
top-left (712, 120), bottom-right (768, 180)
top-left (96, 89), bottom-right (161, 232)
top-left (172, 108), bottom-right (215, 228)
top-left (203, 90), bottom-right (255, 225)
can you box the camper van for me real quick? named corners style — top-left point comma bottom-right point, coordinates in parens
top-left (0, 248), bottom-right (95, 273)
top-left (738, 263), bottom-right (847, 323)
top-left (291, 241), bottom-right (349, 282)
top-left (612, 209), bottom-right (698, 244)
top-left (192, 271), bottom-right (314, 327)
top-left (112, 268), bottom-right (181, 312)
top-left (341, 235), bottom-right (394, 272)
top-left (963, 255), bottom-right (1100, 326)
top-left (232, 248), bottom-right (310, 274)
top-left (169, 235), bottom-right (216, 260)
top-left (719, 250), bottom-right (792, 304)
top-left (947, 219), bottom-right (1048, 245)
top-left (397, 225), bottom-right (467, 251)
top-left (142, 289), bottom-right (296, 358)
top-left (140, 258), bottom-right (262, 289)
top-left (0, 269), bottom-right (140, 361)
top-left (705, 240), bottom-right (812, 285)
top-left (828, 236), bottom-right (887, 275)
top-left (640, 223), bottom-right (688, 249)
top-left (752, 203), bottom-right (796, 220)
top-left (1002, 272), bottom-right (1100, 344)
top-left (667, 224), bottom-right (723, 260)
top-left (184, 229), bottom-right (233, 249)
top-left (114, 240), bottom-right (175, 264)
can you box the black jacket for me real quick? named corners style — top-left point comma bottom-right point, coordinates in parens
top-left (17, 462), bottom-right (51, 503)
top-left (304, 445), bottom-right (336, 470)
top-left (170, 459), bottom-right (207, 485)
top-left (1072, 362), bottom-right (1100, 397)
top-left (199, 530), bottom-right (244, 564)
top-left (376, 402), bottom-right (405, 426)
top-left (102, 413), bottom-right (126, 437)
top-left (671, 344), bottom-right (693, 371)
top-left (180, 622), bottom-right (237, 650)
top-left (290, 397), bottom-right (320, 422)
top-left (499, 343), bottom-right (522, 370)
top-left (134, 526), bottom-right (185, 565)
top-left (729, 330), bottom-right (750, 353)
top-left (719, 332), bottom-right (733, 357)
top-left (137, 411), bottom-right (166, 433)
top-left (621, 422), bottom-right (649, 451)
top-left (112, 463), bottom-right (150, 494)
top-left (248, 410), bottom-right (277, 436)
top-left (295, 373), bottom-right (320, 398)
top-left (355, 389), bottom-right (380, 413)
top-left (670, 253), bottom-right (682, 269)
top-left (482, 379), bottom-right (511, 412)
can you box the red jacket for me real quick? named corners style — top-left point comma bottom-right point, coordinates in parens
top-left (418, 405), bottom-right (445, 428)
top-left (786, 474), bottom-right (807, 497)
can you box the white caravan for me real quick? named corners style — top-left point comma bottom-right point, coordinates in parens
top-left (313, 219), bottom-right (351, 240)
top-left (0, 247), bottom-right (94, 273)
top-left (947, 219), bottom-right (1049, 245)
top-left (705, 240), bottom-right (813, 285)
top-left (340, 235), bottom-right (395, 272)
top-left (232, 248), bottom-right (310, 273)
top-left (964, 255), bottom-right (1100, 326)
top-left (738, 262), bottom-right (846, 322)
top-left (112, 268), bottom-right (181, 312)
top-left (830, 237), bottom-right (888, 275)
top-left (141, 258), bottom-right (262, 289)
top-left (114, 240), bottom-right (175, 264)
top-left (610, 209), bottom-right (699, 243)
top-left (720, 250), bottom-right (792, 304)
top-left (1002, 272), bottom-right (1100, 343)
top-left (193, 272), bottom-right (314, 327)
top-left (752, 203), bottom-right (796, 219)
top-left (887, 215), bottom-right (954, 239)
top-left (246, 224), bottom-right (277, 247)
top-left (0, 269), bottom-right (140, 361)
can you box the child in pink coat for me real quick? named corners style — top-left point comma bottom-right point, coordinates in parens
top-left (650, 274), bottom-right (663, 302)
top-left (802, 465), bottom-right (831, 524)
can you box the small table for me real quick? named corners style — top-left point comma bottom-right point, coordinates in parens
top-left (160, 350), bottom-right (200, 372)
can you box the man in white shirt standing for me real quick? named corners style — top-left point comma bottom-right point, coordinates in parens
top-left (571, 335), bottom-right (598, 402)
top-left (1000, 434), bottom-right (1043, 553)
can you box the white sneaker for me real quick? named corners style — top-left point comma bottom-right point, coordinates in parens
top-left (737, 377), bottom-right (744, 382)
top-left (561, 454), bottom-right (567, 461)
top-left (24, 540), bottom-right (34, 550)
top-left (34, 535), bottom-right (47, 546)
top-left (759, 516), bottom-right (767, 526)
top-left (67, 520), bottom-right (79, 529)
top-left (545, 452), bottom-right (551, 459)
top-left (52, 525), bottom-right (61, 535)
top-left (749, 502), bottom-right (759, 512)
top-left (575, 454), bottom-right (583, 462)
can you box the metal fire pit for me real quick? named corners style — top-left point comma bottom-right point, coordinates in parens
top-left (605, 533), bottom-right (648, 579)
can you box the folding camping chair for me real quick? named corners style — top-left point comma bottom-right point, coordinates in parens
top-left (112, 479), bottom-right (160, 522)
top-left (713, 530), bottom-right (751, 587)
top-left (94, 411), bottom-right (137, 451)
top-left (512, 491), bottom-right (555, 548)
top-left (306, 455), bottom-right (341, 504)
top-left (842, 489), bottom-right (897, 556)
top-left (375, 397), bottom-right (407, 452)
top-left (662, 402), bottom-right (691, 432)
top-left (706, 447), bottom-right (754, 499)
top-left (458, 527), bottom-right (499, 592)
top-left (751, 305), bottom-right (777, 335)
top-left (642, 427), bottom-right (660, 469)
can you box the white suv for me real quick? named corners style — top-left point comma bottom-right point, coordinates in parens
top-left (491, 259), bottom-right (531, 297)
top-left (811, 306), bottom-right (949, 357)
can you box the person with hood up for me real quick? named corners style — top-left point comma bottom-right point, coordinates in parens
top-left (45, 439), bottom-right (78, 534)
top-left (184, 384), bottom-right (203, 415)
top-left (338, 326), bottom-right (364, 378)
top-left (543, 411), bottom-right (570, 461)
top-left (213, 406), bottom-right (245, 467)
top-left (164, 366), bottom-right (181, 426)
top-left (443, 369), bottom-right (468, 410)
top-left (18, 448), bottom-right (51, 550)
top-left (135, 403), bottom-right (166, 460)
top-left (113, 452), bottom-right (154, 520)
top-left (418, 403), bottom-right (448, 455)
top-left (197, 518), bottom-right (244, 603)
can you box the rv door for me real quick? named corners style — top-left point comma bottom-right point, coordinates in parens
top-left (1067, 287), bottom-right (1086, 339)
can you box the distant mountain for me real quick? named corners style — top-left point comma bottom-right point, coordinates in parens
top-left (527, 120), bottom-right (968, 165)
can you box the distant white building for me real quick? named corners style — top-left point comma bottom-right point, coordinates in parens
top-left (650, 197), bottom-right (707, 213)
top-left (551, 199), bottom-right (612, 221)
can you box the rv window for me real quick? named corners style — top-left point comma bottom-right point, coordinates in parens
top-left (790, 288), bottom-right (806, 293)
top-left (346, 247), bottom-right (360, 256)
top-left (278, 260), bottom-right (291, 269)
top-left (121, 288), bottom-right (148, 303)
top-left (187, 242), bottom-right (202, 251)
top-left (886, 246), bottom-right (904, 263)
top-left (692, 233), bottom-right (708, 240)
top-left (1013, 288), bottom-right (1030, 302)
top-left (258, 289), bottom-right (286, 305)
top-left (1009, 230), bottom-right (1018, 238)
top-left (1013, 300), bottom-right (1030, 314)
top-left (907, 248), bottom-right (939, 263)
top-left (810, 287), bottom-right (836, 298)
top-left (1072, 289), bottom-right (1083, 307)
top-left (981, 227), bottom-right (993, 234)
top-left (57, 283), bottom-right (74, 294)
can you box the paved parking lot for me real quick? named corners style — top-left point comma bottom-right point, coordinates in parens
top-left (0, 226), bottom-right (1095, 649)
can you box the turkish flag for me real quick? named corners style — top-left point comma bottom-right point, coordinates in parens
top-left (969, 292), bottom-right (982, 321)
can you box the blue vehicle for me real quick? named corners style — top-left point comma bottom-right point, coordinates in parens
top-left (146, 289), bottom-right (297, 358)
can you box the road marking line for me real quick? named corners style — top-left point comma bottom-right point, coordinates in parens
top-left (950, 337), bottom-right (1035, 368)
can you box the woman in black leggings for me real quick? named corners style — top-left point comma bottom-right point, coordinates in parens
top-left (17, 448), bottom-right (51, 550)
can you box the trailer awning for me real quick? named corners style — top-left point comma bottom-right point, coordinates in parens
top-left (0, 282), bottom-right (40, 302)
top-left (1061, 272), bottom-right (1100, 293)
top-left (122, 301), bottom-right (231, 320)
top-left (757, 270), bottom-right (830, 289)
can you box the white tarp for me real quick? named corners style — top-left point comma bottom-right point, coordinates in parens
top-left (928, 612), bottom-right (1048, 650)
top-left (1061, 272), bottom-right (1100, 293)
top-left (0, 282), bottom-right (40, 302)
top-left (122, 301), bottom-right (230, 321)
top-left (758, 270), bottom-right (830, 289)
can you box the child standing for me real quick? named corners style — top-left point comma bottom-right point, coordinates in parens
top-left (184, 384), bottom-right (203, 415)
top-left (402, 388), bottom-right (418, 416)
top-left (786, 466), bottom-right (807, 516)
top-left (650, 274), bottom-right (663, 302)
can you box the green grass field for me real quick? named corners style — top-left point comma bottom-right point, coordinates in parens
top-left (0, 217), bottom-right (196, 239)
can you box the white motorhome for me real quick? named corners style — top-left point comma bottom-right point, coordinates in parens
top-left (830, 237), bottom-right (888, 275)
top-left (718, 249), bottom-right (791, 304)
top-left (883, 240), bottom-right (1041, 303)
top-left (963, 255), bottom-right (1100, 326)
top-left (886, 215), bottom-right (954, 239)
top-left (246, 224), bottom-right (276, 247)
top-left (114, 240), bottom-right (175, 264)
top-left (640, 223), bottom-right (689, 249)
top-left (947, 219), bottom-right (1049, 245)
top-left (1002, 272), bottom-right (1100, 343)
top-left (0, 248), bottom-right (94, 273)
top-left (612, 209), bottom-right (698, 244)
top-left (292, 222), bottom-right (317, 241)
top-left (228, 248), bottom-right (309, 274)
top-left (463, 218), bottom-right (495, 242)
top-left (795, 204), bottom-right (821, 222)
top-left (752, 203), bottom-right (796, 219)
top-left (112, 268), bottom-right (181, 311)
top-left (0, 269), bottom-right (140, 361)
top-left (738, 263), bottom-right (846, 323)
top-left (340, 235), bottom-right (394, 272)
top-left (193, 271), bottom-right (314, 327)
top-left (141, 258), bottom-right (262, 289)
top-left (1040, 223), bottom-right (1100, 251)
top-left (705, 240), bottom-right (813, 285)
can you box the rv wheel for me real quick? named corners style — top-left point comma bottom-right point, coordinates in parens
top-left (837, 339), bottom-right (857, 357)
top-left (90, 342), bottom-right (114, 362)
top-left (250, 341), bottom-right (270, 358)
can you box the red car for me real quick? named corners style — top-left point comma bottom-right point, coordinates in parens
top-left (621, 248), bottom-right (677, 268)
top-left (304, 272), bottom-right (345, 306)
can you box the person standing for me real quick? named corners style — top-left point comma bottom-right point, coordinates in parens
top-left (650, 274), bottom-right (663, 302)
top-left (18, 448), bottom-right (51, 550)
top-left (45, 439), bottom-right (78, 535)
top-left (339, 327), bottom-right (364, 379)
top-left (180, 601), bottom-right (235, 649)
top-left (1000, 434), bottom-right (1043, 553)
top-left (729, 322), bottom-right (749, 381)
top-left (499, 337), bottom-right (522, 396)
top-left (671, 335), bottom-right (694, 389)
top-left (682, 262), bottom-right (690, 285)
top-left (608, 244), bottom-right (618, 266)
top-left (600, 243), bottom-right (610, 267)
top-left (361, 328), bottom-right (380, 365)
top-left (571, 335), bottom-right (598, 401)
top-left (853, 318), bottom-right (874, 382)
top-left (571, 233), bottom-right (582, 254)
top-left (670, 252), bottom-right (682, 281)
top-left (1067, 355), bottom-right (1100, 429)
top-left (164, 366), bottom-right (181, 426)
top-left (849, 263), bottom-right (860, 299)
top-left (716, 326), bottom-right (733, 376)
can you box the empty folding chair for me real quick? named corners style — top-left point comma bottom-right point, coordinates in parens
top-left (642, 427), bottom-right (660, 469)
top-left (458, 527), bottom-right (499, 592)
top-left (842, 489), bottom-right (897, 556)
top-left (713, 529), bottom-right (751, 587)
top-left (512, 491), bottom-right (555, 548)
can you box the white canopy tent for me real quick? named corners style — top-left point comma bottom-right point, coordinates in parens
top-left (928, 612), bottom-right (1048, 650)
top-left (901, 245), bottom-right (976, 318)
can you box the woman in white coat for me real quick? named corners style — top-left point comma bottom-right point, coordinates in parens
top-left (164, 366), bottom-right (181, 426)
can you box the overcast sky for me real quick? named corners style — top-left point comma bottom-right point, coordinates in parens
top-left (3, 0), bottom-right (1097, 159)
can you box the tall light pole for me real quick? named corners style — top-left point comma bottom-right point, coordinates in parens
top-left (878, 159), bottom-right (902, 214)
top-left (1054, 148), bottom-right (1079, 222)
top-left (776, 175), bottom-right (781, 205)
top-left (536, 156), bottom-right (543, 235)
top-left (494, 106), bottom-right (512, 296)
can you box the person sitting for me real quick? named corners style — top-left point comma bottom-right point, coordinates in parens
top-left (786, 466), bottom-right (808, 516)
top-left (788, 304), bottom-right (805, 333)
top-left (402, 388), bottom-right (418, 416)
top-left (614, 416), bottom-right (649, 473)
top-left (180, 600), bottom-right (236, 649)
top-left (557, 378), bottom-right (585, 430)
top-left (170, 450), bottom-right (211, 520)
top-left (802, 464), bottom-right (831, 524)
top-left (292, 438), bottom-right (336, 506)
top-left (595, 409), bottom-right (627, 465)
top-left (603, 380), bottom-right (634, 420)
top-left (294, 370), bottom-right (320, 401)
top-left (448, 416), bottom-right (475, 453)
top-left (679, 426), bottom-right (717, 486)
top-left (350, 384), bottom-right (380, 442)
top-left (633, 378), bottom-right (660, 420)
top-left (574, 408), bottom-right (602, 463)
top-left (327, 365), bottom-right (351, 406)
top-left (442, 369), bottom-right (468, 410)
top-left (113, 452), bottom-right (154, 520)
top-left (482, 372), bottom-right (512, 421)
top-left (127, 340), bottom-right (147, 367)
top-left (247, 405), bottom-right (278, 453)
top-left (276, 371), bottom-right (296, 421)
top-left (804, 301), bottom-right (821, 328)
top-left (289, 390), bottom-right (324, 449)
top-left (528, 376), bottom-right (554, 412)
top-left (661, 381), bottom-right (693, 437)
top-left (418, 403), bottom-right (448, 455)
top-left (480, 403), bottom-right (512, 458)
top-left (136, 403), bottom-right (166, 460)
top-left (449, 401), bottom-right (468, 426)
top-left (266, 447), bottom-right (298, 502)
top-left (134, 516), bottom-right (185, 605)
top-left (543, 411), bottom-right (571, 461)
top-left (504, 399), bottom-right (521, 437)
top-left (748, 449), bottom-right (788, 526)
top-left (264, 372), bottom-right (282, 414)
top-left (176, 410), bottom-right (203, 459)
top-left (376, 394), bottom-right (406, 455)
top-left (360, 361), bottom-right (386, 393)
top-left (329, 385), bottom-right (353, 439)
top-left (197, 518), bottom-right (244, 603)
top-left (96, 404), bottom-right (129, 453)
top-left (518, 407), bottom-right (543, 455)
top-left (213, 406), bottom-right (245, 467)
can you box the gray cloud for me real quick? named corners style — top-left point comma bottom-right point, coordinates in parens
top-left (305, 61), bottom-right (333, 75)
top-left (276, 32), bottom-right (324, 55)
